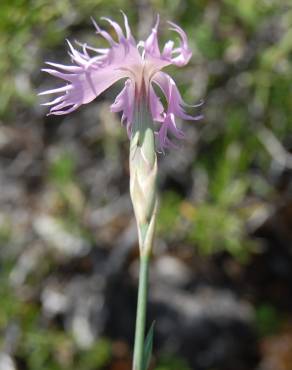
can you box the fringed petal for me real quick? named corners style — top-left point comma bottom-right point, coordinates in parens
top-left (40, 13), bottom-right (200, 153)
top-left (166, 22), bottom-right (192, 66)
top-left (101, 17), bottom-right (125, 42)
top-left (153, 72), bottom-right (202, 121)
top-left (144, 15), bottom-right (160, 58)
top-left (110, 79), bottom-right (135, 137)
top-left (152, 72), bottom-right (202, 151)
top-left (121, 10), bottom-right (135, 43)
top-left (91, 17), bottom-right (117, 46)
top-left (40, 14), bottom-right (141, 115)
top-left (144, 18), bottom-right (192, 69)
top-left (149, 85), bottom-right (164, 122)
top-left (157, 116), bottom-right (181, 153)
top-left (40, 65), bottom-right (127, 115)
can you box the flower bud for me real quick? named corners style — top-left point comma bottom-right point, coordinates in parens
top-left (130, 101), bottom-right (158, 256)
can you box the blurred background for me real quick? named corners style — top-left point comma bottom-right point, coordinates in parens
top-left (1, 0), bottom-right (292, 369)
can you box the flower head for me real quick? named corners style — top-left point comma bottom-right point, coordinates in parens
top-left (40, 13), bottom-right (202, 151)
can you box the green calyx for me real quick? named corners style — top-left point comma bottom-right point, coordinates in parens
top-left (129, 100), bottom-right (158, 256)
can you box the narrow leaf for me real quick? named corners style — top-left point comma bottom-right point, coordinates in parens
top-left (143, 321), bottom-right (155, 370)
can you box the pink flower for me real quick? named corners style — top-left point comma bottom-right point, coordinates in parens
top-left (39, 13), bottom-right (202, 151)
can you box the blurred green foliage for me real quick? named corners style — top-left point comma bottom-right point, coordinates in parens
top-left (155, 355), bottom-right (190, 370)
top-left (256, 304), bottom-right (280, 337)
top-left (19, 332), bottom-right (111, 370)
top-left (156, 191), bottom-right (182, 238)
top-left (1, 267), bottom-right (111, 370)
top-left (49, 151), bottom-right (76, 186)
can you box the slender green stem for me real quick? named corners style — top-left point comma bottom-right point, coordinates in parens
top-left (133, 255), bottom-right (150, 370)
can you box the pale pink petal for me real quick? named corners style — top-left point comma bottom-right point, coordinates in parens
top-left (144, 15), bottom-right (160, 58)
top-left (110, 79), bottom-right (135, 137)
top-left (151, 72), bottom-right (202, 150)
top-left (120, 11), bottom-right (135, 43)
top-left (149, 85), bottom-right (164, 122)
top-left (40, 15), bottom-right (142, 115)
top-left (39, 84), bottom-right (73, 96)
top-left (45, 62), bottom-right (83, 73)
top-left (41, 96), bottom-right (65, 106)
top-left (144, 18), bottom-right (192, 71)
top-left (152, 72), bottom-right (202, 121)
top-left (143, 16), bottom-right (171, 71)
top-left (91, 17), bottom-right (117, 46)
top-left (41, 68), bottom-right (76, 81)
top-left (66, 40), bottom-right (89, 67)
top-left (50, 104), bottom-right (79, 115)
top-left (157, 119), bottom-right (168, 150)
top-left (41, 65), bottom-right (127, 115)
top-left (40, 13), bottom-right (201, 152)
top-left (167, 21), bottom-right (192, 66)
top-left (164, 113), bottom-right (185, 138)
top-left (162, 40), bottom-right (174, 59)
top-left (101, 17), bottom-right (125, 42)
top-left (93, 17), bottom-right (141, 66)
top-left (157, 117), bottom-right (180, 153)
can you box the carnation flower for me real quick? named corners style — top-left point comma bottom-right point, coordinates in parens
top-left (40, 13), bottom-right (202, 151)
